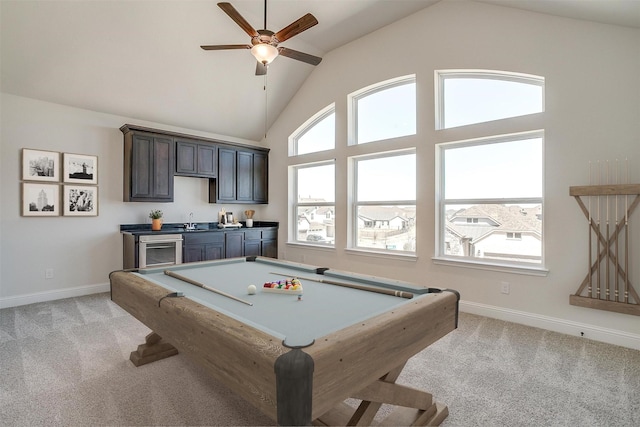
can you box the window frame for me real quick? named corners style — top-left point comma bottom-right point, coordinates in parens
top-left (288, 103), bottom-right (335, 156)
top-left (290, 160), bottom-right (336, 247)
top-left (349, 148), bottom-right (417, 256)
top-left (435, 69), bottom-right (545, 130)
top-left (435, 130), bottom-right (546, 274)
top-left (348, 74), bottom-right (416, 146)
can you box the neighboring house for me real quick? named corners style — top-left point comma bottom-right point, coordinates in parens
top-left (446, 204), bottom-right (542, 263)
top-left (357, 206), bottom-right (415, 230)
top-left (297, 203), bottom-right (335, 242)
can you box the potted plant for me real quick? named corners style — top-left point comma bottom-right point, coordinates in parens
top-left (149, 209), bottom-right (163, 231)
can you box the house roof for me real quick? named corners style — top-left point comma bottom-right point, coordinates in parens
top-left (358, 206), bottom-right (415, 221)
top-left (447, 204), bottom-right (542, 242)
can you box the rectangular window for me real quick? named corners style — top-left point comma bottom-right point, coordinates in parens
top-left (437, 132), bottom-right (543, 267)
top-left (352, 150), bottom-right (416, 253)
top-left (291, 162), bottom-right (335, 246)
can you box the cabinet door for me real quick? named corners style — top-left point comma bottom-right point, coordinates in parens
top-left (204, 243), bottom-right (224, 260)
top-left (176, 141), bottom-right (217, 178)
top-left (261, 240), bottom-right (278, 258)
top-left (244, 240), bottom-right (261, 257)
top-left (253, 151), bottom-right (268, 203)
top-left (198, 144), bottom-right (217, 177)
top-left (130, 134), bottom-right (174, 201)
top-left (176, 141), bottom-right (197, 175)
top-left (225, 232), bottom-right (244, 258)
top-left (217, 147), bottom-right (237, 201)
top-left (184, 245), bottom-right (204, 263)
top-left (130, 133), bottom-right (153, 199)
top-left (153, 136), bottom-right (173, 199)
top-left (236, 150), bottom-right (254, 202)
top-left (184, 233), bottom-right (225, 263)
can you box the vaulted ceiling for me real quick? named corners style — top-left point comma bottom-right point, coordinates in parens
top-left (2, 0), bottom-right (638, 142)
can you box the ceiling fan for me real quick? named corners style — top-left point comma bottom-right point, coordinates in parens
top-left (201, 1), bottom-right (322, 75)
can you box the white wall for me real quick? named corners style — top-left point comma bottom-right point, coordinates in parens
top-left (0, 93), bottom-right (266, 307)
top-left (263, 1), bottom-right (640, 347)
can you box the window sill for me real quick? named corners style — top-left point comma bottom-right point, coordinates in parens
top-left (432, 256), bottom-right (549, 276)
top-left (286, 242), bottom-right (335, 251)
top-left (344, 248), bottom-right (417, 262)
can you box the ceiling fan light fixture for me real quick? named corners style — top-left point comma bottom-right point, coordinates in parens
top-left (251, 43), bottom-right (279, 65)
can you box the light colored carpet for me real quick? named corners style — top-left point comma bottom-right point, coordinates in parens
top-left (0, 293), bottom-right (638, 426)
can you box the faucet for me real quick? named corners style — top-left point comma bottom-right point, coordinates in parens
top-left (184, 212), bottom-right (196, 230)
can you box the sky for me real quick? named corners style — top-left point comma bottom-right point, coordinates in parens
top-left (294, 72), bottom-right (545, 204)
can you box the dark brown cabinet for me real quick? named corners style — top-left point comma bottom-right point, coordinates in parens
top-left (210, 147), bottom-right (268, 204)
top-left (122, 126), bottom-right (174, 202)
top-left (187, 227), bottom-right (278, 262)
top-left (252, 151), bottom-right (268, 203)
top-left (225, 231), bottom-right (244, 258)
top-left (121, 124), bottom-right (267, 204)
top-left (183, 232), bottom-right (225, 263)
top-left (244, 228), bottom-right (277, 258)
top-left (261, 229), bottom-right (278, 258)
top-left (237, 150), bottom-right (254, 202)
top-left (176, 139), bottom-right (217, 178)
top-left (216, 147), bottom-right (237, 202)
top-left (244, 229), bottom-right (262, 256)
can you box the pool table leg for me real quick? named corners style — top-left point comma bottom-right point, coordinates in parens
top-left (315, 361), bottom-right (449, 426)
top-left (129, 332), bottom-right (179, 367)
top-left (347, 363), bottom-right (407, 425)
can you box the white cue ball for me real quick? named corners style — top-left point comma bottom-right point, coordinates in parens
top-left (247, 284), bottom-right (257, 295)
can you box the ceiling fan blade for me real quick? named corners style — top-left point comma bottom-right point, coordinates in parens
top-left (278, 47), bottom-right (322, 66)
top-left (255, 62), bottom-right (267, 76)
top-left (274, 13), bottom-right (318, 42)
top-left (217, 2), bottom-right (259, 38)
top-left (201, 44), bottom-right (251, 50)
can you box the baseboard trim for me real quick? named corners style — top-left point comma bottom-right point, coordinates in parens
top-left (460, 300), bottom-right (640, 350)
top-left (0, 282), bottom-right (110, 309)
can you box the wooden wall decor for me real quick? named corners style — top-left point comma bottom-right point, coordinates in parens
top-left (569, 160), bottom-right (639, 316)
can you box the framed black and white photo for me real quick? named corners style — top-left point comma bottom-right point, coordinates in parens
top-left (63, 153), bottom-right (98, 184)
top-left (63, 185), bottom-right (98, 216)
top-left (22, 183), bottom-right (59, 216)
top-left (22, 149), bottom-right (60, 182)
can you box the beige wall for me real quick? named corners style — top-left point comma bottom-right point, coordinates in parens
top-left (0, 94), bottom-right (265, 306)
top-left (263, 1), bottom-right (640, 347)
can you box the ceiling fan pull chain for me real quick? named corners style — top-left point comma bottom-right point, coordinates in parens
top-left (264, 73), bottom-right (268, 139)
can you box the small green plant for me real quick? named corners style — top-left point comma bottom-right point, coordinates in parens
top-left (149, 209), bottom-right (163, 219)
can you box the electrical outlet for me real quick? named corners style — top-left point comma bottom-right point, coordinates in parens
top-left (45, 268), bottom-right (54, 279)
top-left (500, 282), bottom-right (510, 294)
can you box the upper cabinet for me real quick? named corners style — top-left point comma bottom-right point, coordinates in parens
top-left (122, 126), bottom-right (174, 202)
top-left (121, 124), bottom-right (269, 204)
top-left (175, 138), bottom-right (217, 178)
top-left (252, 150), bottom-right (268, 203)
top-left (210, 146), bottom-right (268, 204)
top-left (216, 146), bottom-right (237, 202)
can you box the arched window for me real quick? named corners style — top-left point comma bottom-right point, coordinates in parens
top-left (289, 104), bottom-right (335, 156)
top-left (349, 75), bottom-right (416, 145)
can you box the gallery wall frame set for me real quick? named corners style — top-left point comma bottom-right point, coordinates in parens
top-left (21, 149), bottom-right (99, 217)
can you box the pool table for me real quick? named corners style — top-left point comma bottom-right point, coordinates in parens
top-left (109, 256), bottom-right (459, 426)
